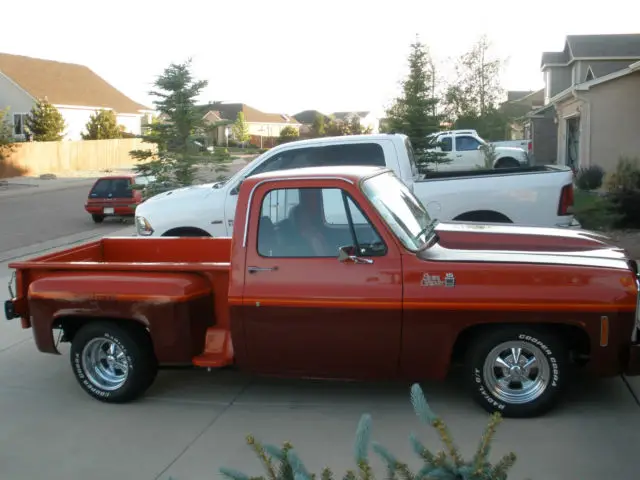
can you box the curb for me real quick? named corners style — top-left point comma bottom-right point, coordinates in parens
top-left (0, 225), bottom-right (136, 266)
top-left (0, 177), bottom-right (99, 199)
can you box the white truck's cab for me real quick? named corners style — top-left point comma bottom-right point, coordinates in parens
top-left (134, 134), bottom-right (577, 238)
top-left (427, 130), bottom-right (530, 170)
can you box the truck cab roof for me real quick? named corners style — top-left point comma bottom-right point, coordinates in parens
top-left (245, 165), bottom-right (392, 187)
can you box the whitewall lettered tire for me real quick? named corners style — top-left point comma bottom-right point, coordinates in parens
top-left (465, 327), bottom-right (568, 418)
top-left (70, 321), bottom-right (157, 403)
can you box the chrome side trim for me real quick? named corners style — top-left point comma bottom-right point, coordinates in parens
top-left (435, 222), bottom-right (610, 240)
top-left (633, 277), bottom-right (640, 343)
top-left (420, 243), bottom-right (630, 271)
top-left (242, 176), bottom-right (355, 248)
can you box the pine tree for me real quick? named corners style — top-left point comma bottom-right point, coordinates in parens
top-left (0, 107), bottom-right (16, 162)
top-left (82, 109), bottom-right (123, 140)
top-left (310, 113), bottom-right (326, 137)
top-left (25, 98), bottom-right (66, 141)
top-left (220, 383), bottom-right (518, 480)
top-left (232, 112), bottom-right (251, 146)
top-left (385, 37), bottom-right (448, 171)
top-left (130, 59), bottom-right (229, 198)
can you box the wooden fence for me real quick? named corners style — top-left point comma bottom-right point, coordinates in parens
top-left (0, 138), bottom-right (157, 178)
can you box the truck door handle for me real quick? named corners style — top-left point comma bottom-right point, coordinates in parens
top-left (247, 266), bottom-right (279, 273)
top-left (455, 154), bottom-right (463, 157)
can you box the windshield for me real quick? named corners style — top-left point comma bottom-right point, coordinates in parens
top-left (361, 172), bottom-right (436, 251)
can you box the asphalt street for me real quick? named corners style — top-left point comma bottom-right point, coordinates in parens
top-left (0, 182), bottom-right (127, 257)
top-left (0, 170), bottom-right (639, 480)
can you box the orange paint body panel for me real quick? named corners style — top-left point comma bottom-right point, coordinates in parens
top-left (6, 166), bottom-right (640, 383)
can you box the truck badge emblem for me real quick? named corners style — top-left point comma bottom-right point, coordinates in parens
top-left (444, 273), bottom-right (456, 287)
top-left (421, 273), bottom-right (456, 287)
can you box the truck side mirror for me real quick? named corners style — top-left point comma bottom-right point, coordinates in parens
top-left (230, 180), bottom-right (243, 196)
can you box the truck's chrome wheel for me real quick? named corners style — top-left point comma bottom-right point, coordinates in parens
top-left (81, 337), bottom-right (129, 391)
top-left (482, 340), bottom-right (550, 405)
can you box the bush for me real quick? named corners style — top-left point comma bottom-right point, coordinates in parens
top-left (575, 165), bottom-right (604, 191)
top-left (573, 189), bottom-right (622, 231)
top-left (220, 383), bottom-right (519, 480)
top-left (605, 156), bottom-right (640, 228)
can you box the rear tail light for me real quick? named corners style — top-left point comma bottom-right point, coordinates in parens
top-left (558, 183), bottom-right (574, 216)
top-left (527, 141), bottom-right (532, 152)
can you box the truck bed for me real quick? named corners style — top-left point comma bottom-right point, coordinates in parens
top-left (8, 237), bottom-right (234, 367)
top-left (9, 236), bottom-right (233, 271)
top-left (414, 165), bottom-right (575, 228)
top-left (420, 165), bottom-right (569, 181)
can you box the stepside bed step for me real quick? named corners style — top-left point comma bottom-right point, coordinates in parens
top-left (192, 327), bottom-right (234, 368)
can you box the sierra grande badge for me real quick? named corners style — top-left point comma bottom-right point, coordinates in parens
top-left (421, 272), bottom-right (456, 287)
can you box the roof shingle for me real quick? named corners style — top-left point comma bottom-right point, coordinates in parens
top-left (198, 102), bottom-right (299, 125)
top-left (0, 52), bottom-right (150, 114)
top-left (567, 34), bottom-right (640, 58)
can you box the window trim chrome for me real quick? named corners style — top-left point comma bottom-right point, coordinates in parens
top-left (242, 176), bottom-right (355, 248)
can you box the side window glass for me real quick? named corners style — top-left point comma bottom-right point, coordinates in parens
top-left (440, 137), bottom-right (452, 152)
top-left (456, 136), bottom-right (480, 151)
top-left (322, 143), bottom-right (386, 167)
top-left (257, 187), bottom-right (386, 258)
top-left (321, 189), bottom-right (386, 257)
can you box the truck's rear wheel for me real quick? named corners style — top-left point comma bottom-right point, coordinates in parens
top-left (464, 327), bottom-right (567, 418)
top-left (70, 321), bottom-right (157, 403)
top-left (494, 157), bottom-right (520, 168)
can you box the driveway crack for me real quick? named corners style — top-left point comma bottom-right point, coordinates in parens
top-left (621, 374), bottom-right (640, 407)
top-left (153, 378), bottom-right (254, 480)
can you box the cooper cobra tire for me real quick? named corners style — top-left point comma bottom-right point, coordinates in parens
top-left (465, 326), bottom-right (568, 418)
top-left (70, 321), bottom-right (158, 403)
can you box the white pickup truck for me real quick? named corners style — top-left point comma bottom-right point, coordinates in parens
top-left (427, 129), bottom-right (532, 170)
top-left (134, 133), bottom-right (578, 238)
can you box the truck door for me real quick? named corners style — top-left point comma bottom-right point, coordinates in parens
top-left (240, 179), bottom-right (403, 379)
top-left (453, 135), bottom-right (484, 169)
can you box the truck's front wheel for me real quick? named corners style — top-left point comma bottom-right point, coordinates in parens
top-left (70, 321), bottom-right (158, 403)
top-left (465, 327), bottom-right (568, 418)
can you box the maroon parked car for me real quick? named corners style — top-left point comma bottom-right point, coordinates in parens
top-left (84, 174), bottom-right (154, 223)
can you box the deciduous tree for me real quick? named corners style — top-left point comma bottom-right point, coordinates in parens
top-left (278, 125), bottom-right (299, 144)
top-left (82, 109), bottom-right (123, 140)
top-left (444, 35), bottom-right (509, 140)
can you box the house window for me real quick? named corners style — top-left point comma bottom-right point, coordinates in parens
top-left (13, 113), bottom-right (27, 135)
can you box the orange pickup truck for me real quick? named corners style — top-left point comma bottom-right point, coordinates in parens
top-left (4, 166), bottom-right (640, 418)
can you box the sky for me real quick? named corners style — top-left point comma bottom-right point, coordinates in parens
top-left (5, 0), bottom-right (640, 117)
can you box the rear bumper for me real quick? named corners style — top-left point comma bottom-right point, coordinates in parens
top-left (4, 299), bottom-right (19, 320)
top-left (85, 204), bottom-right (137, 216)
top-left (556, 218), bottom-right (582, 230)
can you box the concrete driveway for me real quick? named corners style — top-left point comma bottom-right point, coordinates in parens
top-left (1, 233), bottom-right (639, 480)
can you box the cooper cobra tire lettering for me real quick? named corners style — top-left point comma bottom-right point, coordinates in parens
top-left (466, 327), bottom-right (569, 418)
top-left (69, 321), bottom-right (157, 403)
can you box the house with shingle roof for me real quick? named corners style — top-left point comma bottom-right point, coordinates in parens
top-left (525, 33), bottom-right (640, 171)
top-left (0, 52), bottom-right (152, 141)
top-left (198, 102), bottom-right (301, 148)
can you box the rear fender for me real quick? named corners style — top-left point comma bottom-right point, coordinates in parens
top-left (27, 271), bottom-right (213, 362)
